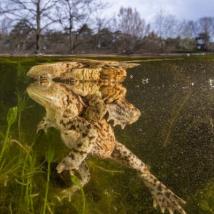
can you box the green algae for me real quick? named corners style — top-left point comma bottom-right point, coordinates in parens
top-left (195, 180), bottom-right (214, 214)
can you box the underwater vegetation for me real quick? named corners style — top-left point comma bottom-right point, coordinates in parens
top-left (0, 106), bottom-right (18, 187)
top-left (0, 56), bottom-right (213, 213)
top-left (195, 180), bottom-right (214, 214)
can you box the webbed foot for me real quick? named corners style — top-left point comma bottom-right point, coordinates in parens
top-left (111, 142), bottom-right (186, 214)
top-left (56, 162), bottom-right (90, 202)
top-left (106, 99), bottom-right (141, 129)
top-left (149, 183), bottom-right (186, 214)
top-left (56, 170), bottom-right (78, 202)
top-left (56, 157), bottom-right (76, 174)
top-left (36, 117), bottom-right (52, 134)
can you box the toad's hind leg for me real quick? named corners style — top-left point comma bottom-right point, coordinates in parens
top-left (56, 141), bottom-right (92, 174)
top-left (110, 142), bottom-right (186, 214)
top-left (57, 161), bottom-right (90, 201)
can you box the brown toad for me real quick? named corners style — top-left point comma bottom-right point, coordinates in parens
top-left (27, 60), bottom-right (140, 129)
top-left (63, 81), bottom-right (140, 128)
top-left (26, 61), bottom-right (186, 214)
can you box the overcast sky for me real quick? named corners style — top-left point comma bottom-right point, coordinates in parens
top-left (103, 0), bottom-right (214, 21)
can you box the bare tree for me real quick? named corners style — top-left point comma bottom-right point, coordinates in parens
top-left (57, 0), bottom-right (103, 53)
top-left (0, 17), bottom-right (12, 53)
top-left (0, 17), bottom-right (12, 34)
top-left (0, 0), bottom-right (59, 53)
top-left (180, 20), bottom-right (197, 38)
top-left (113, 7), bottom-right (149, 53)
top-left (93, 17), bottom-right (112, 50)
top-left (116, 7), bottom-right (149, 38)
top-left (154, 12), bottom-right (182, 38)
top-left (72, 23), bottom-right (93, 52)
top-left (192, 17), bottom-right (214, 50)
top-left (9, 18), bottom-right (34, 53)
top-left (197, 17), bottom-right (214, 37)
top-left (154, 11), bottom-right (182, 51)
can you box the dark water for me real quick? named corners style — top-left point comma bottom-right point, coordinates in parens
top-left (0, 56), bottom-right (213, 214)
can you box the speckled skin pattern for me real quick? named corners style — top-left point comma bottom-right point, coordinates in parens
top-left (27, 60), bottom-right (186, 214)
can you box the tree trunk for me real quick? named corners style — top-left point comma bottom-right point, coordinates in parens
top-left (36, 33), bottom-right (40, 53)
top-left (36, 0), bottom-right (41, 54)
top-left (68, 16), bottom-right (73, 54)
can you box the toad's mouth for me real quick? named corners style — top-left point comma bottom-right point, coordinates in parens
top-left (26, 83), bottom-right (56, 107)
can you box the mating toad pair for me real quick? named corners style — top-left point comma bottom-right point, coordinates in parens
top-left (27, 60), bottom-right (186, 214)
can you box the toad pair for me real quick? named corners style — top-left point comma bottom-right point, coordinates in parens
top-left (27, 60), bottom-right (186, 214)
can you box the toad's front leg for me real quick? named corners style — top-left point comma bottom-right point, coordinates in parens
top-left (110, 142), bottom-right (186, 214)
top-left (57, 117), bottom-right (98, 174)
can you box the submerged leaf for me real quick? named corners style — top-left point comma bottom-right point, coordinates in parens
top-left (7, 106), bottom-right (18, 127)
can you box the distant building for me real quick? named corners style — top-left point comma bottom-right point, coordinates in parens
top-left (196, 33), bottom-right (209, 51)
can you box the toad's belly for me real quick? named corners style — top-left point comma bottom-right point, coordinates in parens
top-left (91, 120), bottom-right (116, 158)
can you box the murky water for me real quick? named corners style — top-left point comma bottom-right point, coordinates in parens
top-left (0, 57), bottom-right (213, 214)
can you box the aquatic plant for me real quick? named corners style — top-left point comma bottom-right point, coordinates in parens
top-left (71, 175), bottom-right (86, 214)
top-left (89, 161), bottom-right (124, 174)
top-left (163, 90), bottom-right (192, 145)
top-left (0, 106), bottom-right (18, 165)
top-left (22, 154), bottom-right (37, 212)
top-left (0, 104), bottom-right (40, 214)
top-left (12, 134), bottom-right (38, 213)
top-left (194, 180), bottom-right (214, 214)
top-left (16, 91), bottom-right (29, 139)
top-left (42, 146), bottom-right (55, 214)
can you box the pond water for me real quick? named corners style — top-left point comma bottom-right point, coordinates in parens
top-left (0, 56), bottom-right (213, 214)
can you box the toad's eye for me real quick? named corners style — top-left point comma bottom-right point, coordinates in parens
top-left (37, 75), bottom-right (49, 84)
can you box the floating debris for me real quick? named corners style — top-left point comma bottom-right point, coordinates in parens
top-left (142, 78), bottom-right (149, 84)
top-left (209, 79), bottom-right (214, 88)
